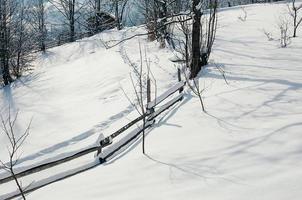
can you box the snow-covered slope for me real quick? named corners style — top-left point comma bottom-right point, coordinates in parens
top-left (1, 2), bottom-right (302, 200)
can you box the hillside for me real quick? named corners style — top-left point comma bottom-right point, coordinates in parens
top-left (1, 2), bottom-right (302, 200)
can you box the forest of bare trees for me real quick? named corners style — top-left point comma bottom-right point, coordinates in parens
top-left (0, 0), bottom-right (294, 86)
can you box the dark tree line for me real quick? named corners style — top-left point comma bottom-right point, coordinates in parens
top-left (0, 0), bottom-right (37, 85)
top-left (0, 0), bottom-right (221, 86)
top-left (0, 0), bottom-right (130, 86)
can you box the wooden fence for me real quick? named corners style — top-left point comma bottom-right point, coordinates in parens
top-left (0, 69), bottom-right (186, 199)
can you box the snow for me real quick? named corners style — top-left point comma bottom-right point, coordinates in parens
top-left (1, 1), bottom-right (302, 200)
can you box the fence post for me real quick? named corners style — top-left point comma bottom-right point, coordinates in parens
top-left (147, 78), bottom-right (151, 105)
top-left (146, 77), bottom-right (155, 119)
top-left (96, 133), bottom-right (105, 163)
top-left (178, 68), bottom-right (183, 93)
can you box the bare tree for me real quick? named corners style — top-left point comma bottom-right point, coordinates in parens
top-left (287, 0), bottom-right (302, 37)
top-left (0, 0), bottom-right (35, 84)
top-left (190, 0), bottom-right (202, 78)
top-left (172, 0), bottom-right (218, 79)
top-left (0, 111), bottom-right (31, 200)
top-left (135, 0), bottom-right (160, 41)
top-left (190, 0), bottom-right (218, 78)
top-left (135, 0), bottom-right (184, 45)
top-left (94, 0), bottom-right (102, 32)
top-left (29, 0), bottom-right (47, 52)
top-left (49, 0), bottom-right (77, 42)
top-left (112, 0), bottom-right (129, 30)
top-left (121, 44), bottom-right (156, 154)
top-left (11, 1), bottom-right (36, 78)
top-left (84, 1), bottom-right (116, 35)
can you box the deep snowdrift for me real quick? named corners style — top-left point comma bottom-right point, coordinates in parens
top-left (1, 2), bottom-right (302, 200)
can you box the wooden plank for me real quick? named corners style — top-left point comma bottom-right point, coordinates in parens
top-left (147, 81), bottom-right (185, 109)
top-left (2, 162), bottom-right (99, 200)
top-left (99, 113), bottom-right (149, 149)
top-left (0, 146), bottom-right (99, 185)
top-left (99, 123), bottom-right (153, 163)
top-left (0, 80), bottom-right (185, 186)
top-left (100, 95), bottom-right (184, 163)
top-left (148, 94), bottom-right (183, 121)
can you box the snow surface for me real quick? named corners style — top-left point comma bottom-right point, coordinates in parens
top-left (1, 2), bottom-right (302, 200)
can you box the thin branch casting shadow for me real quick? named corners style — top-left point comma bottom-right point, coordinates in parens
top-left (144, 154), bottom-right (244, 185)
top-left (154, 94), bottom-right (191, 128)
top-left (103, 124), bottom-right (154, 165)
top-left (205, 111), bottom-right (253, 131)
top-left (145, 154), bottom-right (208, 180)
top-left (105, 98), bottom-right (187, 165)
top-left (1, 104), bottom-right (135, 168)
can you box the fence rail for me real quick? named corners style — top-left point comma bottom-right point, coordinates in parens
top-left (0, 72), bottom-right (186, 199)
top-left (0, 146), bottom-right (99, 185)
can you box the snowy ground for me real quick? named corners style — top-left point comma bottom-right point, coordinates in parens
top-left (1, 2), bottom-right (302, 200)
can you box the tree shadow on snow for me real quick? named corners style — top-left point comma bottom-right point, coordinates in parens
top-left (203, 64), bottom-right (302, 122)
top-left (1, 104), bottom-right (135, 168)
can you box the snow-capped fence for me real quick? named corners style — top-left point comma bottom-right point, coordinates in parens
top-left (0, 70), bottom-right (186, 199)
top-left (97, 78), bottom-right (186, 163)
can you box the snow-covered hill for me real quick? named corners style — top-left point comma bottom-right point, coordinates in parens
top-left (1, 2), bottom-right (302, 200)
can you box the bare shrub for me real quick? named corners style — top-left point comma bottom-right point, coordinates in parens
top-left (0, 110), bottom-right (32, 200)
top-left (238, 7), bottom-right (248, 22)
top-left (262, 29), bottom-right (274, 41)
top-left (121, 44), bottom-right (156, 154)
top-left (277, 17), bottom-right (291, 47)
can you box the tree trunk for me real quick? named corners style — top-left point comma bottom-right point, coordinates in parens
top-left (157, 0), bottom-right (167, 47)
top-left (69, 0), bottom-right (75, 42)
top-left (12, 169), bottom-right (26, 200)
top-left (190, 0), bottom-right (202, 79)
top-left (96, 0), bottom-right (100, 13)
top-left (0, 1), bottom-right (13, 85)
top-left (2, 57), bottom-right (12, 85)
top-left (39, 0), bottom-right (46, 52)
top-left (115, 1), bottom-right (121, 30)
top-left (293, 9), bottom-right (297, 37)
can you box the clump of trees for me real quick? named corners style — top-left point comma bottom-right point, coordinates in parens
top-left (189, 0), bottom-right (218, 78)
top-left (99, 0), bottom-right (218, 111)
top-left (1, 0), bottom-right (219, 87)
top-left (0, 0), bottom-right (133, 86)
top-left (133, 0), bottom-right (218, 78)
top-left (0, 0), bottom-right (37, 85)
top-left (138, 0), bottom-right (182, 47)
top-left (48, 0), bottom-right (78, 42)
